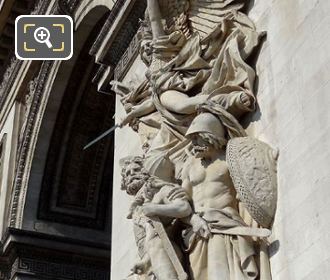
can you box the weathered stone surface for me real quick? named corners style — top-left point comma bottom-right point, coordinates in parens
top-left (246, 1), bottom-right (330, 280)
top-left (112, 1), bottom-right (277, 279)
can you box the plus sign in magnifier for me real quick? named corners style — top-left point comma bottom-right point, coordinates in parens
top-left (34, 27), bottom-right (53, 49)
top-left (15, 15), bottom-right (73, 60)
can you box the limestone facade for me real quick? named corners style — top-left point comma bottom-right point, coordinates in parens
top-left (0, 0), bottom-right (329, 280)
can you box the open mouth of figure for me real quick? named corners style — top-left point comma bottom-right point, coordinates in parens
top-left (192, 145), bottom-right (208, 154)
top-left (127, 180), bottom-right (144, 195)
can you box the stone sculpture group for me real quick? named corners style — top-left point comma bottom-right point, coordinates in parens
top-left (114, 0), bottom-right (278, 279)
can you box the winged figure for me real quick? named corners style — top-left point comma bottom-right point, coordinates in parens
top-left (115, 1), bottom-right (278, 280)
top-left (113, 0), bottom-right (264, 183)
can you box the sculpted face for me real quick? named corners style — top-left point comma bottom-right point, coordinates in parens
top-left (126, 176), bottom-right (145, 195)
top-left (190, 133), bottom-right (212, 158)
top-left (121, 160), bottom-right (150, 196)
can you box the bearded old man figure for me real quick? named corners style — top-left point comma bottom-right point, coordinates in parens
top-left (121, 156), bottom-right (192, 280)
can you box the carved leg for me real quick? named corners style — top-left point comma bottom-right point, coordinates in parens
top-left (145, 223), bottom-right (178, 280)
top-left (208, 235), bottom-right (230, 280)
top-left (188, 239), bottom-right (208, 280)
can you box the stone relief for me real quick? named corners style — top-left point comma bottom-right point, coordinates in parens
top-left (113, 0), bottom-right (278, 279)
top-left (121, 156), bottom-right (190, 280)
top-left (19, 77), bottom-right (38, 147)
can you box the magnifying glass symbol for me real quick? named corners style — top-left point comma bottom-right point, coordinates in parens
top-left (34, 27), bottom-right (53, 49)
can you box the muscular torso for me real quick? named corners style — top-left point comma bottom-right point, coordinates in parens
top-left (184, 155), bottom-right (236, 212)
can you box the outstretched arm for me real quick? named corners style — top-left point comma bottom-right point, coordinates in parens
top-left (160, 90), bottom-right (209, 114)
top-left (147, 0), bottom-right (165, 39)
top-left (209, 90), bottom-right (255, 117)
top-left (120, 99), bottom-right (156, 127)
top-left (143, 199), bottom-right (192, 219)
top-left (142, 183), bottom-right (192, 219)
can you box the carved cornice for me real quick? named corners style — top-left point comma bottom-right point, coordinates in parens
top-left (12, 257), bottom-right (109, 280)
top-left (90, 0), bottom-right (146, 89)
top-left (114, 30), bottom-right (141, 81)
top-left (100, 0), bottom-right (146, 67)
top-left (32, 0), bottom-right (81, 15)
top-left (0, 228), bottom-right (110, 280)
top-left (89, 0), bottom-right (126, 56)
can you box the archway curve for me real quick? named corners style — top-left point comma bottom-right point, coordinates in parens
top-left (74, 0), bottom-right (114, 28)
top-left (14, 2), bottom-right (114, 244)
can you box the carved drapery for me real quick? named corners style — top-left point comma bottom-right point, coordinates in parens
top-left (113, 1), bottom-right (278, 279)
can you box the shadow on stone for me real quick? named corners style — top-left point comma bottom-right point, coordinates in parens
top-left (241, 32), bottom-right (267, 128)
top-left (244, 0), bottom-right (256, 14)
top-left (268, 240), bottom-right (280, 258)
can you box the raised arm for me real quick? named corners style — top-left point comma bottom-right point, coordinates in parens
top-left (160, 90), bottom-right (209, 114)
top-left (120, 99), bottom-right (156, 127)
top-left (147, 0), bottom-right (165, 39)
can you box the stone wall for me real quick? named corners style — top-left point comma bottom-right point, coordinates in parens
top-left (111, 57), bottom-right (146, 280)
top-left (247, 1), bottom-right (330, 279)
top-left (109, 1), bottom-right (330, 279)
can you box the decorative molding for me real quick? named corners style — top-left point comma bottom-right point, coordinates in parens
top-left (0, 0), bottom-right (49, 112)
top-left (101, 0), bottom-right (146, 67)
top-left (14, 257), bottom-right (109, 280)
top-left (0, 229), bottom-right (110, 279)
top-left (32, 0), bottom-right (81, 15)
top-left (89, 0), bottom-right (126, 56)
top-left (0, 239), bottom-right (109, 280)
top-left (9, 61), bottom-right (54, 228)
top-left (114, 31), bottom-right (141, 81)
top-left (31, 0), bottom-right (52, 15)
top-left (90, 0), bottom-right (146, 74)
top-left (0, 58), bottom-right (23, 112)
top-left (9, 0), bottom-right (113, 229)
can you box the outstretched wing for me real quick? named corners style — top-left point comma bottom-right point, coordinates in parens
top-left (187, 0), bottom-right (245, 38)
top-left (160, 0), bottom-right (189, 28)
top-left (226, 137), bottom-right (278, 228)
top-left (159, 0), bottom-right (246, 38)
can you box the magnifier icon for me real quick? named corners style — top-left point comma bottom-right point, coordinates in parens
top-left (34, 27), bottom-right (53, 49)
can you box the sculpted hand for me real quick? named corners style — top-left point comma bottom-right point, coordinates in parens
top-left (190, 214), bottom-right (212, 239)
top-left (119, 112), bottom-right (135, 128)
top-left (131, 259), bottom-right (149, 275)
top-left (142, 203), bottom-right (157, 217)
top-left (240, 92), bottom-right (252, 107)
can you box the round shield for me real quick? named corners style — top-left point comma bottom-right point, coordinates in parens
top-left (226, 137), bottom-right (278, 228)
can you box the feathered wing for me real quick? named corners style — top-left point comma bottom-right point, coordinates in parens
top-left (158, 0), bottom-right (189, 32)
top-left (157, 0), bottom-right (261, 97)
top-left (160, 0), bottom-right (246, 39)
top-left (187, 0), bottom-right (245, 38)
